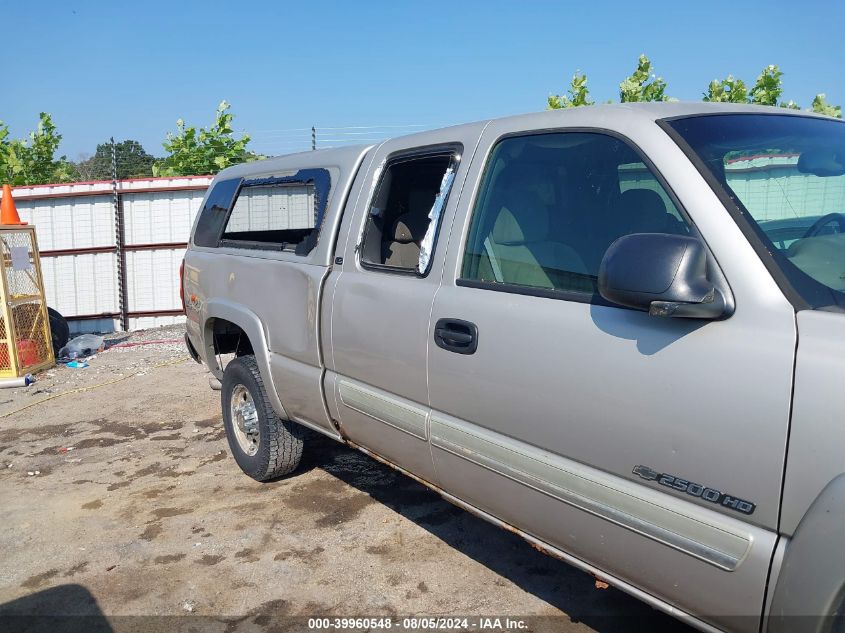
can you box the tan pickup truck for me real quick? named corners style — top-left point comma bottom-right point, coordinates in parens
top-left (183, 103), bottom-right (845, 633)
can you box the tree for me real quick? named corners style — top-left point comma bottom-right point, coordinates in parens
top-left (703, 76), bottom-right (749, 103)
top-left (73, 152), bottom-right (96, 181)
top-left (76, 140), bottom-right (155, 181)
top-left (748, 65), bottom-right (801, 109)
top-left (619, 55), bottom-right (669, 103)
top-left (548, 72), bottom-right (594, 109)
top-left (0, 113), bottom-right (76, 185)
top-left (749, 65), bottom-right (783, 106)
top-left (153, 101), bottom-right (260, 177)
top-left (547, 56), bottom-right (841, 118)
top-left (811, 94), bottom-right (842, 118)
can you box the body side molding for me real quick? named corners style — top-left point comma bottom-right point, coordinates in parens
top-left (338, 378), bottom-right (428, 440)
top-left (430, 413), bottom-right (753, 571)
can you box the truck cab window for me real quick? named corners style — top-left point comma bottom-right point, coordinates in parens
top-left (360, 151), bottom-right (458, 274)
top-left (461, 132), bottom-right (690, 298)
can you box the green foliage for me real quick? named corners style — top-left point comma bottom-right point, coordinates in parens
top-left (548, 57), bottom-right (841, 119)
top-left (704, 66), bottom-right (828, 113)
top-left (750, 65), bottom-right (783, 106)
top-left (748, 65), bottom-right (802, 110)
top-left (619, 55), bottom-right (669, 103)
top-left (703, 76), bottom-right (749, 103)
top-left (0, 113), bottom-right (76, 185)
top-left (153, 101), bottom-right (260, 177)
top-left (811, 94), bottom-right (842, 118)
top-left (77, 139), bottom-right (155, 181)
top-left (548, 72), bottom-right (594, 109)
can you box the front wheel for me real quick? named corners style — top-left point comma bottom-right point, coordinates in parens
top-left (221, 355), bottom-right (304, 480)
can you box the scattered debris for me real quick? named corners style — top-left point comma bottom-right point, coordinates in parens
top-left (66, 360), bottom-right (89, 369)
top-left (108, 339), bottom-right (182, 350)
top-left (105, 565), bottom-right (116, 572)
top-left (182, 600), bottom-right (196, 613)
top-left (0, 374), bottom-right (34, 389)
top-left (59, 334), bottom-right (105, 360)
top-left (27, 470), bottom-right (41, 476)
top-left (57, 447), bottom-right (75, 454)
top-left (595, 579), bottom-right (610, 590)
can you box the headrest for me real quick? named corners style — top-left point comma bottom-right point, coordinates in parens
top-left (392, 212), bottom-right (429, 243)
top-left (486, 163), bottom-right (552, 245)
top-left (619, 188), bottom-right (667, 218)
top-left (491, 200), bottom-right (549, 245)
top-left (494, 163), bottom-right (540, 192)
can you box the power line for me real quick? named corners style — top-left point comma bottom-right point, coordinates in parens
top-left (252, 123), bottom-right (438, 133)
top-left (99, 121), bottom-right (456, 174)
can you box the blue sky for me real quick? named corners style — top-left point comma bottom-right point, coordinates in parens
top-left (3, 0), bottom-right (843, 158)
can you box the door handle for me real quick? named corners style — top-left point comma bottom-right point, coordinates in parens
top-left (434, 318), bottom-right (478, 355)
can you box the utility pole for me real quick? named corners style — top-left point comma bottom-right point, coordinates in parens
top-left (311, 126), bottom-right (316, 151)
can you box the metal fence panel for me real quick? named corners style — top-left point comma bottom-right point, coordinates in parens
top-left (40, 253), bottom-right (119, 317)
top-left (124, 190), bottom-right (205, 244)
top-left (4, 176), bottom-right (211, 334)
top-left (17, 196), bottom-right (115, 250)
top-left (126, 248), bottom-right (185, 313)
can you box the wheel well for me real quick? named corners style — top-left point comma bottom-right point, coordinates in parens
top-left (210, 319), bottom-right (254, 357)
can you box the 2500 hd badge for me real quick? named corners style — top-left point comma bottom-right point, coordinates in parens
top-left (632, 465), bottom-right (756, 515)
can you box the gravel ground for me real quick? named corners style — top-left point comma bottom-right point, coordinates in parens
top-left (0, 325), bottom-right (690, 633)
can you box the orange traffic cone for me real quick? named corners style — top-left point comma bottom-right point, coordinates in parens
top-left (1, 184), bottom-right (26, 225)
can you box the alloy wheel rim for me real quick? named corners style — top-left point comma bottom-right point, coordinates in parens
top-left (230, 384), bottom-right (260, 456)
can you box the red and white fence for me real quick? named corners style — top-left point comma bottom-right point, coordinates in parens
top-left (4, 176), bottom-right (212, 333)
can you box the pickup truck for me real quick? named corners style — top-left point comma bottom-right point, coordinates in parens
top-left (182, 103), bottom-right (845, 633)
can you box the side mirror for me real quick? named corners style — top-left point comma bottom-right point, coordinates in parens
top-left (598, 233), bottom-right (726, 319)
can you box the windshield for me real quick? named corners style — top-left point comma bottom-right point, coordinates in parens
top-left (665, 114), bottom-right (845, 310)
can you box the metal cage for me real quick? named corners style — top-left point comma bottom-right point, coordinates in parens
top-left (0, 226), bottom-right (54, 377)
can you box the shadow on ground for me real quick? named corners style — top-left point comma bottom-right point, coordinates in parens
top-left (0, 584), bottom-right (113, 633)
top-left (298, 431), bottom-right (694, 633)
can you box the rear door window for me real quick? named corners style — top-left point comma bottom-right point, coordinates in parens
top-left (359, 149), bottom-right (460, 275)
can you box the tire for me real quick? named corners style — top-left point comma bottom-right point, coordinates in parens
top-left (221, 355), bottom-right (304, 481)
top-left (47, 307), bottom-right (70, 358)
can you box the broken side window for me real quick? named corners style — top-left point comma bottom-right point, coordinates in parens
top-left (359, 148), bottom-right (461, 275)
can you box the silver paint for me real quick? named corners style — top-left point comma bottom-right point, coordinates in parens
top-left (184, 103), bottom-right (845, 632)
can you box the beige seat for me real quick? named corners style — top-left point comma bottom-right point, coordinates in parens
top-left (479, 193), bottom-right (587, 288)
top-left (382, 190), bottom-right (435, 268)
top-left (383, 213), bottom-right (426, 268)
top-left (584, 188), bottom-right (687, 272)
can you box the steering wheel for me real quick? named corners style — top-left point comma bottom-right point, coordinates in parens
top-left (802, 212), bottom-right (845, 239)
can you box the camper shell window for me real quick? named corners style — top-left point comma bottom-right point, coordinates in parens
top-left (203, 168), bottom-right (331, 255)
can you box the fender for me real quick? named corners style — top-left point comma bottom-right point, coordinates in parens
top-left (203, 298), bottom-right (289, 421)
top-left (768, 473), bottom-right (845, 633)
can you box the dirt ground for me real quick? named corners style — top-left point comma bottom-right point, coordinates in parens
top-left (0, 324), bottom-right (690, 633)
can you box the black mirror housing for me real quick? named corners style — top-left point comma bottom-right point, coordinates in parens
top-left (598, 233), bottom-right (726, 319)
